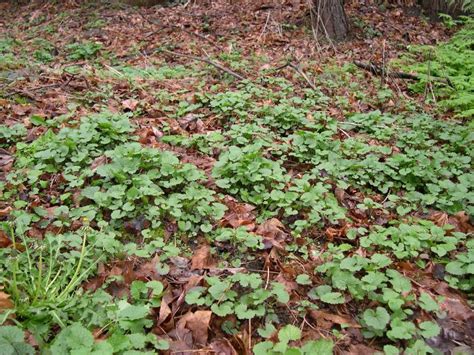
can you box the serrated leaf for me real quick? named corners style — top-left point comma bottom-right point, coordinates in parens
top-left (278, 324), bottom-right (302, 343)
top-left (387, 319), bottom-right (416, 340)
top-left (296, 274), bottom-right (312, 285)
top-left (320, 292), bottom-right (345, 304)
top-left (446, 261), bottom-right (465, 276)
top-left (362, 307), bottom-right (390, 330)
top-left (301, 339), bottom-right (334, 355)
top-left (419, 321), bottom-right (441, 338)
top-left (418, 292), bottom-right (439, 312)
top-left (271, 282), bottom-right (290, 303)
top-left (383, 345), bottom-right (399, 355)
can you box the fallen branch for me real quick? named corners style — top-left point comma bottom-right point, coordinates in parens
top-left (354, 60), bottom-right (454, 88)
top-left (159, 49), bottom-right (247, 81)
top-left (354, 60), bottom-right (419, 80)
top-left (2, 75), bottom-right (75, 99)
top-left (275, 61), bottom-right (317, 91)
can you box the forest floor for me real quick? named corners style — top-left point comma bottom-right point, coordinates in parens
top-left (0, 0), bottom-right (473, 354)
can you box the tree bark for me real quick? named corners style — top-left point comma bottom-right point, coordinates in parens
top-left (312, 0), bottom-right (349, 42)
top-left (419, 0), bottom-right (465, 20)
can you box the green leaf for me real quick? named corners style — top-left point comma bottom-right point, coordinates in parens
top-left (320, 292), bottom-right (345, 304)
top-left (117, 301), bottom-right (150, 321)
top-left (0, 326), bottom-right (34, 355)
top-left (296, 274), bottom-right (312, 285)
top-left (257, 323), bottom-right (277, 339)
top-left (211, 302), bottom-right (234, 317)
top-left (147, 280), bottom-right (164, 296)
top-left (30, 115), bottom-right (47, 126)
top-left (208, 280), bottom-right (230, 299)
top-left (419, 321), bottom-right (441, 338)
top-left (0, 326), bottom-right (25, 344)
top-left (278, 324), bottom-right (302, 343)
top-left (387, 319), bottom-right (416, 340)
top-left (271, 282), bottom-right (290, 303)
top-left (253, 341), bottom-right (274, 355)
top-left (418, 293), bottom-right (439, 312)
top-left (155, 339), bottom-right (170, 350)
top-left (370, 253), bottom-right (392, 268)
top-left (50, 323), bottom-right (95, 354)
top-left (383, 345), bottom-right (400, 355)
top-left (386, 270), bottom-right (412, 293)
top-left (301, 339), bottom-right (334, 355)
top-left (446, 261), bottom-right (465, 276)
top-left (185, 287), bottom-right (206, 305)
top-left (362, 307), bottom-right (390, 331)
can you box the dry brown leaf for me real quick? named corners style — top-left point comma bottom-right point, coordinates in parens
top-left (157, 294), bottom-right (172, 326)
top-left (0, 149), bottom-right (14, 170)
top-left (177, 310), bottom-right (212, 346)
top-left (90, 155), bottom-right (108, 171)
top-left (341, 344), bottom-right (378, 355)
top-left (309, 309), bottom-right (361, 329)
top-left (0, 230), bottom-right (12, 248)
top-left (221, 197), bottom-right (256, 229)
top-left (191, 244), bottom-right (213, 270)
top-left (430, 211), bottom-right (449, 227)
top-left (256, 218), bottom-right (288, 249)
top-left (12, 104), bottom-right (30, 116)
top-left (122, 98), bottom-right (139, 111)
top-left (274, 273), bottom-right (298, 293)
top-left (440, 296), bottom-right (474, 322)
top-left (0, 291), bottom-right (14, 311)
top-left (210, 338), bottom-right (239, 355)
top-left (0, 206), bottom-right (12, 216)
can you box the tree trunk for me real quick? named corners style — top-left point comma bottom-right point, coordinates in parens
top-left (419, 0), bottom-right (465, 20)
top-left (312, 0), bottom-right (349, 42)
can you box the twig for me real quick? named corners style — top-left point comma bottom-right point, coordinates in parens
top-left (2, 76), bottom-right (73, 101)
top-left (288, 63), bottom-right (317, 91)
top-left (276, 61), bottom-right (317, 91)
top-left (381, 39), bottom-right (386, 86)
top-left (354, 60), bottom-right (419, 80)
top-left (338, 127), bottom-right (351, 139)
top-left (307, 0), bottom-right (322, 52)
top-left (145, 22), bottom-right (222, 50)
top-left (159, 48), bottom-right (247, 81)
top-left (248, 319), bottom-right (252, 352)
top-left (354, 60), bottom-right (454, 89)
top-left (258, 11), bottom-right (271, 41)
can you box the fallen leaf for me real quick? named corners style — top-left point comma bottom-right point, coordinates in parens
top-left (210, 338), bottom-right (239, 355)
top-left (309, 310), bottom-right (361, 328)
top-left (124, 215), bottom-right (150, 235)
top-left (430, 211), bottom-right (449, 227)
top-left (0, 206), bottom-right (12, 216)
top-left (157, 293), bottom-right (173, 325)
top-left (0, 230), bottom-right (12, 248)
top-left (256, 218), bottom-right (288, 249)
top-left (90, 155), bottom-right (107, 171)
top-left (122, 98), bottom-right (139, 111)
top-left (341, 344), bottom-right (378, 355)
top-left (177, 310), bottom-right (212, 346)
top-left (191, 244), bottom-right (213, 270)
top-left (0, 149), bottom-right (14, 170)
top-left (0, 290), bottom-right (14, 311)
top-left (221, 197), bottom-right (256, 229)
top-left (440, 296), bottom-right (474, 322)
top-left (12, 104), bottom-right (30, 116)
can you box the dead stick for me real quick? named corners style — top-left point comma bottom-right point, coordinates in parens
top-left (354, 60), bottom-right (419, 80)
top-left (159, 49), bottom-right (247, 81)
top-left (354, 60), bottom-right (454, 88)
top-left (275, 61), bottom-right (317, 91)
top-left (288, 63), bottom-right (317, 91)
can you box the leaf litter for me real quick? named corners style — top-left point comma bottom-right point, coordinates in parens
top-left (0, 0), bottom-right (473, 354)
